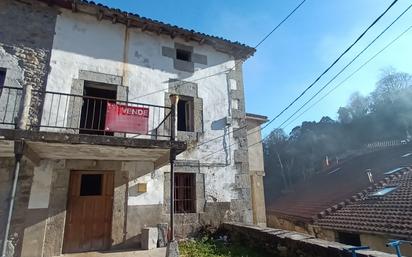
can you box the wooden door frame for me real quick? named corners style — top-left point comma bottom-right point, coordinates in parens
top-left (63, 170), bottom-right (115, 253)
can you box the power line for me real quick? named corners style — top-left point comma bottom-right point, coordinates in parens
top-left (191, 0), bottom-right (400, 153)
top-left (277, 2), bottom-right (412, 129)
top-left (260, 0), bottom-right (399, 131)
top-left (282, 24), bottom-right (412, 130)
top-left (52, 0), bottom-right (308, 131)
top-left (128, 0), bottom-right (307, 102)
top-left (204, 22), bottom-right (412, 160)
top-left (254, 0), bottom-right (307, 48)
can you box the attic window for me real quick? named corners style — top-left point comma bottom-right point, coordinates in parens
top-left (372, 186), bottom-right (397, 196)
top-left (176, 49), bottom-right (191, 62)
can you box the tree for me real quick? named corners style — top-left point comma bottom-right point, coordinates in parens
top-left (347, 92), bottom-right (370, 119)
top-left (263, 69), bottom-right (412, 200)
top-left (338, 107), bottom-right (352, 124)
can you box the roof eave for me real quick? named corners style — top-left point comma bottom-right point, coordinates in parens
top-left (43, 0), bottom-right (256, 60)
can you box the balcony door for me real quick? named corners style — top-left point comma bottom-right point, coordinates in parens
top-left (79, 82), bottom-right (116, 135)
top-left (63, 171), bottom-right (114, 253)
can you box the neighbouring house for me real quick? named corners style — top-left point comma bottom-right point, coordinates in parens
top-left (246, 113), bottom-right (268, 227)
top-left (266, 144), bottom-right (412, 255)
top-left (0, 0), bottom-right (263, 256)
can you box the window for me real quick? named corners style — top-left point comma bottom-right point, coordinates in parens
top-left (174, 173), bottom-right (196, 213)
top-left (372, 186), bottom-right (397, 196)
top-left (0, 68), bottom-right (6, 89)
top-left (176, 48), bottom-right (191, 62)
top-left (338, 232), bottom-right (361, 246)
top-left (177, 97), bottom-right (194, 132)
top-left (80, 174), bottom-right (103, 196)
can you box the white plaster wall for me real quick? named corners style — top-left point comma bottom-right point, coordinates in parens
top-left (126, 161), bottom-right (164, 206)
top-left (28, 160), bottom-right (53, 209)
top-left (45, 9), bottom-right (241, 205)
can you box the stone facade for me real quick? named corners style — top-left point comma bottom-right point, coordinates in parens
top-left (0, 0), bottom-right (57, 128)
top-left (0, 1), bottom-right (255, 256)
top-left (228, 65), bottom-right (253, 224)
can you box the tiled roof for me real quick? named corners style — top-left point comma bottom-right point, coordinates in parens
top-left (315, 168), bottom-right (412, 238)
top-left (266, 145), bottom-right (412, 222)
top-left (41, 0), bottom-right (255, 59)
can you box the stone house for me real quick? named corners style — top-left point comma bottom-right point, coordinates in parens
top-left (0, 0), bottom-right (265, 256)
top-left (266, 145), bottom-right (412, 255)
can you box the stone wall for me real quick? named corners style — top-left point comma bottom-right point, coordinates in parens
top-left (0, 0), bottom-right (57, 128)
top-left (223, 223), bottom-right (396, 257)
top-left (0, 158), bottom-right (15, 252)
top-left (267, 213), bottom-right (314, 235)
top-left (0, 157), bottom-right (35, 257)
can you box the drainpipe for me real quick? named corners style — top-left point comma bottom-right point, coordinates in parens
top-left (1, 141), bottom-right (24, 257)
top-left (166, 95), bottom-right (179, 257)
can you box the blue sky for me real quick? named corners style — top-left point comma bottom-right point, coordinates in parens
top-left (95, 0), bottom-right (412, 135)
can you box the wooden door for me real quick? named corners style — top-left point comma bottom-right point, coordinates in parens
top-left (63, 171), bottom-right (114, 253)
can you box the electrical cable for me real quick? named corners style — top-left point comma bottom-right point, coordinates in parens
top-left (188, 0), bottom-right (400, 152)
top-left (200, 2), bottom-right (411, 159)
top-left (277, 3), bottom-right (412, 130)
top-left (127, 0), bottom-right (307, 102)
top-left (281, 24), bottom-right (412, 130)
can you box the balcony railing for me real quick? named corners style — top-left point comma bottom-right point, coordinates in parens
top-left (0, 86), bottom-right (23, 127)
top-left (35, 90), bottom-right (172, 139)
top-left (1, 87), bottom-right (172, 140)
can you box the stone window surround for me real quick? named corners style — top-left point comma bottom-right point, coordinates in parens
top-left (164, 79), bottom-right (203, 142)
top-left (67, 70), bottom-right (127, 134)
top-left (162, 42), bottom-right (208, 73)
top-left (163, 162), bottom-right (206, 215)
top-left (40, 160), bottom-right (128, 256)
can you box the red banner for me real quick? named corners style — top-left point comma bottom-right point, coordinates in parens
top-left (105, 102), bottom-right (149, 134)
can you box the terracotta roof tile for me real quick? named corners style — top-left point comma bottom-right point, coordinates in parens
top-left (267, 145), bottom-right (412, 223)
top-left (315, 170), bottom-right (412, 237)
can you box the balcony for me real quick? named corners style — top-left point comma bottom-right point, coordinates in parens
top-left (0, 86), bottom-right (186, 166)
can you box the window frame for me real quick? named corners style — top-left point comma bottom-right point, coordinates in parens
top-left (174, 173), bottom-right (196, 213)
top-left (177, 96), bottom-right (194, 132)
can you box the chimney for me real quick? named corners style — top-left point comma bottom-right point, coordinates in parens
top-left (366, 169), bottom-right (374, 183)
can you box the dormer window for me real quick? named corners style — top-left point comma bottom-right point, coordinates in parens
top-left (176, 49), bottom-right (191, 62)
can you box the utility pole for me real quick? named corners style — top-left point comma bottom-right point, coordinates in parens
top-left (166, 94), bottom-right (179, 257)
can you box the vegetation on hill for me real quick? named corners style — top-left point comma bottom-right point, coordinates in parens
top-left (264, 69), bottom-right (412, 199)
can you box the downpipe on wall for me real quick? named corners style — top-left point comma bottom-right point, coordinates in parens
top-left (1, 141), bottom-right (24, 257)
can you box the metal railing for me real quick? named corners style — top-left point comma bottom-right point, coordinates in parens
top-left (0, 86), bottom-right (23, 127)
top-left (31, 90), bottom-right (172, 139)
